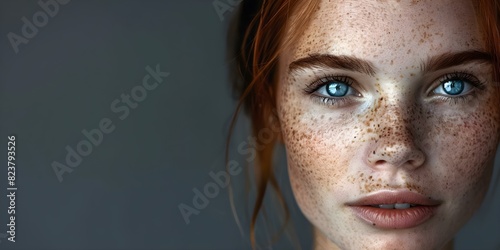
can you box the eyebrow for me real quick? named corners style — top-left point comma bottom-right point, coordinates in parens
top-left (421, 50), bottom-right (493, 73)
top-left (289, 50), bottom-right (493, 76)
top-left (289, 54), bottom-right (377, 76)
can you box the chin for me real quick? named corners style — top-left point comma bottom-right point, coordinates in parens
top-left (323, 227), bottom-right (454, 250)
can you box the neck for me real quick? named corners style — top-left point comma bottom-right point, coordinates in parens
top-left (312, 227), bottom-right (455, 250)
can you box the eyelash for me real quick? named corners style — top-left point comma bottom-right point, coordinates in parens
top-left (304, 71), bottom-right (485, 107)
top-left (431, 71), bottom-right (485, 104)
top-left (303, 74), bottom-right (357, 107)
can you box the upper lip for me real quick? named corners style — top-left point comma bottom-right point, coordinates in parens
top-left (346, 190), bottom-right (442, 206)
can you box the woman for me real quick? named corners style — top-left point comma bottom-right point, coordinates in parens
top-left (227, 0), bottom-right (500, 249)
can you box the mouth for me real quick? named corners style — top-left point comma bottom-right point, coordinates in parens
top-left (347, 190), bottom-right (441, 229)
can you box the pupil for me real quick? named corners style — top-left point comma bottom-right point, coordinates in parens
top-left (443, 80), bottom-right (464, 95)
top-left (327, 82), bottom-right (348, 97)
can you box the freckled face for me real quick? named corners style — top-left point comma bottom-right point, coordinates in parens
top-left (277, 0), bottom-right (500, 249)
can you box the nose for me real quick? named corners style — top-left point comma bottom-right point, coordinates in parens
top-left (365, 102), bottom-right (426, 171)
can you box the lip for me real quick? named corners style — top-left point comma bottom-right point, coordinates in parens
top-left (347, 190), bottom-right (441, 229)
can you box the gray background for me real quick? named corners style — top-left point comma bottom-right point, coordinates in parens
top-left (0, 1), bottom-right (498, 249)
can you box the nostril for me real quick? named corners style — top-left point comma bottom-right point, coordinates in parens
top-left (408, 155), bottom-right (425, 167)
top-left (367, 146), bottom-right (425, 170)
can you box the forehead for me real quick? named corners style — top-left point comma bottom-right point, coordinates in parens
top-left (289, 0), bottom-right (483, 65)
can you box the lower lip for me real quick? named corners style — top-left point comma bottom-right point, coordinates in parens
top-left (350, 206), bottom-right (438, 229)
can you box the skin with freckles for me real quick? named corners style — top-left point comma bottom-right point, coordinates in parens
top-left (276, 0), bottom-right (500, 249)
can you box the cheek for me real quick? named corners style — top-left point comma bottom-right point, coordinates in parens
top-left (277, 84), bottom-right (362, 213)
top-left (282, 117), bottom-right (357, 227)
top-left (429, 106), bottom-right (500, 198)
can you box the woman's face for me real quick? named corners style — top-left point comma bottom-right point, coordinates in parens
top-left (276, 0), bottom-right (500, 249)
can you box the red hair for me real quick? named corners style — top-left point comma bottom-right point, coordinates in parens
top-left (227, 0), bottom-right (500, 248)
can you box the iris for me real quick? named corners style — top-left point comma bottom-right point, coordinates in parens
top-left (326, 82), bottom-right (349, 97)
top-left (442, 80), bottom-right (465, 95)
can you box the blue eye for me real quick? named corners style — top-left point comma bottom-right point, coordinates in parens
top-left (433, 73), bottom-right (481, 97)
top-left (326, 82), bottom-right (349, 97)
top-left (311, 77), bottom-right (359, 98)
top-left (442, 80), bottom-right (465, 95)
top-left (305, 76), bottom-right (361, 107)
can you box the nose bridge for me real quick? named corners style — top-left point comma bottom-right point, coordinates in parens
top-left (378, 98), bottom-right (412, 139)
top-left (366, 95), bottom-right (425, 170)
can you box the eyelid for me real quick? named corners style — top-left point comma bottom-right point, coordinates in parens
top-left (304, 74), bottom-right (356, 94)
top-left (303, 74), bottom-right (363, 107)
top-left (428, 71), bottom-right (485, 96)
